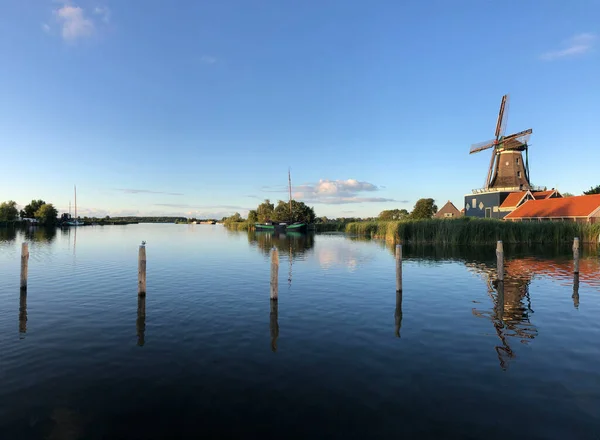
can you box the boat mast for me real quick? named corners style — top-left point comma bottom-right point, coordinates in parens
top-left (288, 168), bottom-right (292, 222)
top-left (74, 185), bottom-right (77, 220)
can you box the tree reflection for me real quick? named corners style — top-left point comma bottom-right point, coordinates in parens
top-left (247, 231), bottom-right (315, 259)
top-left (24, 226), bottom-right (57, 243)
top-left (0, 226), bottom-right (18, 242)
top-left (249, 231), bottom-right (315, 288)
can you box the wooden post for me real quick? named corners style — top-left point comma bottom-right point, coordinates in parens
top-left (20, 243), bottom-right (29, 291)
top-left (395, 290), bottom-right (403, 338)
top-left (395, 244), bottom-right (403, 292)
top-left (572, 273), bottom-right (580, 309)
top-left (270, 299), bottom-right (279, 352)
top-left (137, 295), bottom-right (146, 346)
top-left (138, 245), bottom-right (147, 296)
top-left (573, 237), bottom-right (580, 274)
top-left (496, 240), bottom-right (504, 282)
top-left (270, 247), bottom-right (279, 300)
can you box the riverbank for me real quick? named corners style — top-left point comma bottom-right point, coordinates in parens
top-left (223, 221), bottom-right (347, 232)
top-left (345, 218), bottom-right (600, 244)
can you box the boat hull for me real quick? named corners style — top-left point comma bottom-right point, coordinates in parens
top-left (255, 223), bottom-right (276, 231)
top-left (255, 223), bottom-right (308, 233)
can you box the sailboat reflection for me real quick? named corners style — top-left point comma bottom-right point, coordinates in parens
top-left (136, 295), bottom-right (146, 346)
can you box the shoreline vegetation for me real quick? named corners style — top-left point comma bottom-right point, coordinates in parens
top-left (222, 218), bottom-right (600, 245)
top-left (344, 218), bottom-right (600, 245)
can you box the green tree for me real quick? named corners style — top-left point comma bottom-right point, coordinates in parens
top-left (378, 209), bottom-right (409, 220)
top-left (224, 212), bottom-right (243, 224)
top-left (0, 200), bottom-right (19, 221)
top-left (35, 203), bottom-right (58, 226)
top-left (561, 192), bottom-right (574, 197)
top-left (410, 198), bottom-right (437, 219)
top-left (583, 185), bottom-right (600, 195)
top-left (272, 200), bottom-right (316, 223)
top-left (247, 210), bottom-right (258, 223)
top-left (257, 199), bottom-right (275, 222)
top-left (24, 199), bottom-right (46, 218)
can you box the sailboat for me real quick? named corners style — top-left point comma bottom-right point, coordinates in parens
top-left (66, 185), bottom-right (84, 226)
top-left (255, 170), bottom-right (307, 232)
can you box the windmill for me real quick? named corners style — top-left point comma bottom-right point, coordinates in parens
top-left (470, 95), bottom-right (533, 190)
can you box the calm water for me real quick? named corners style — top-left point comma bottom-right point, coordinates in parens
top-left (1, 224), bottom-right (599, 439)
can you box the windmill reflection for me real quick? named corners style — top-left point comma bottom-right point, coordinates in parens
top-left (469, 261), bottom-right (538, 370)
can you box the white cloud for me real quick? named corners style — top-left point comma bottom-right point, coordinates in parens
top-left (42, 23), bottom-right (51, 33)
top-left (55, 4), bottom-right (95, 41)
top-left (289, 179), bottom-right (401, 204)
top-left (200, 55), bottom-right (217, 64)
top-left (540, 33), bottom-right (596, 61)
top-left (116, 188), bottom-right (184, 196)
top-left (93, 6), bottom-right (110, 23)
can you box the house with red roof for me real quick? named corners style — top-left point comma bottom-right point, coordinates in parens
top-left (505, 194), bottom-right (600, 224)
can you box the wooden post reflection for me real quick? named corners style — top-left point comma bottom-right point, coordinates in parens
top-left (395, 290), bottom-right (403, 338)
top-left (495, 281), bottom-right (505, 321)
top-left (269, 299), bottom-right (279, 352)
top-left (572, 273), bottom-right (580, 309)
top-left (136, 295), bottom-right (146, 346)
top-left (19, 290), bottom-right (27, 336)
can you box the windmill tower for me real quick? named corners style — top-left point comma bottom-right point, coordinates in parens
top-left (470, 95), bottom-right (533, 190)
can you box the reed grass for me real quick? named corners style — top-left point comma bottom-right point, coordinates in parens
top-left (223, 221), bottom-right (254, 231)
top-left (345, 218), bottom-right (600, 245)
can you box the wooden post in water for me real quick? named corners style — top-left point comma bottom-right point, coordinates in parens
top-left (573, 237), bottom-right (580, 274)
top-left (395, 244), bottom-right (403, 292)
top-left (270, 247), bottom-right (279, 300)
top-left (496, 240), bottom-right (504, 282)
top-left (20, 243), bottom-right (29, 291)
top-left (138, 245), bottom-right (147, 296)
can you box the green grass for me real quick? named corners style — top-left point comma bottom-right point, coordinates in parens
top-left (223, 221), bottom-right (254, 231)
top-left (313, 222), bottom-right (346, 232)
top-left (345, 218), bottom-right (600, 245)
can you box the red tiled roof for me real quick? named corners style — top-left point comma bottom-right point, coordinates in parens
top-left (531, 190), bottom-right (555, 199)
top-left (500, 192), bottom-right (528, 209)
top-left (505, 194), bottom-right (600, 219)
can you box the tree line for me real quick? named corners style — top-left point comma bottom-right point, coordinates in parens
top-left (0, 199), bottom-right (58, 225)
top-left (378, 198), bottom-right (438, 220)
top-left (225, 199), bottom-right (316, 224)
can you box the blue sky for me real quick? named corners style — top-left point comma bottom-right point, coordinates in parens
top-left (1, 1), bottom-right (598, 219)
